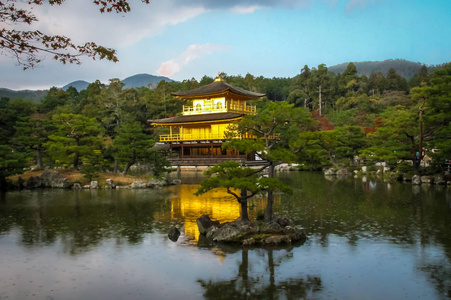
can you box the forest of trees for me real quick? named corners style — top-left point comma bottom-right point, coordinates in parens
top-left (1, 62), bottom-right (450, 189)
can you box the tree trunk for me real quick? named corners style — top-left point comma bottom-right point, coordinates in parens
top-left (0, 176), bottom-right (7, 191)
top-left (416, 100), bottom-right (425, 171)
top-left (36, 149), bottom-right (44, 170)
top-left (319, 84), bottom-right (322, 116)
top-left (328, 150), bottom-right (339, 168)
top-left (408, 135), bottom-right (419, 170)
top-left (73, 151), bottom-right (79, 170)
top-left (264, 163), bottom-right (275, 222)
top-left (240, 200), bottom-right (250, 222)
top-left (114, 159), bottom-right (119, 173)
top-left (239, 189), bottom-right (250, 222)
top-left (73, 138), bottom-right (80, 169)
top-left (123, 161), bottom-right (134, 175)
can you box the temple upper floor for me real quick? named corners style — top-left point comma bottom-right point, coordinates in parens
top-left (182, 97), bottom-right (256, 115)
top-left (172, 77), bottom-right (264, 116)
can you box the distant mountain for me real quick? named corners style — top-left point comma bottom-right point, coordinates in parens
top-left (0, 73), bottom-right (175, 101)
top-left (121, 74), bottom-right (173, 88)
top-left (62, 74), bottom-right (173, 91)
top-left (328, 59), bottom-right (448, 80)
top-left (0, 88), bottom-right (47, 102)
top-left (62, 80), bottom-right (90, 91)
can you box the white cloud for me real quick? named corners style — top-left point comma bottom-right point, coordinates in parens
top-left (157, 43), bottom-right (231, 77)
top-left (230, 5), bottom-right (264, 14)
top-left (184, 0), bottom-right (312, 10)
top-left (29, 0), bottom-right (208, 47)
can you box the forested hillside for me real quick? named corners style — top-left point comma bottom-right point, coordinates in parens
top-left (1, 62), bottom-right (450, 189)
top-left (2, 60), bottom-right (447, 101)
top-left (328, 59), bottom-right (446, 80)
top-left (0, 88), bottom-right (48, 102)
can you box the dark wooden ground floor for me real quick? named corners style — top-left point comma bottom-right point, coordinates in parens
top-left (156, 141), bottom-right (265, 166)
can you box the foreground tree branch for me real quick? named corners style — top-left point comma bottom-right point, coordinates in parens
top-left (0, 0), bottom-right (150, 69)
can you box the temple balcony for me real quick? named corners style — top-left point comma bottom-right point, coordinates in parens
top-left (182, 104), bottom-right (256, 115)
top-left (160, 132), bottom-right (252, 142)
top-left (158, 132), bottom-right (279, 142)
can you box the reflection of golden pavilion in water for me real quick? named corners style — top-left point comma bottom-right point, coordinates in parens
top-left (165, 185), bottom-right (281, 241)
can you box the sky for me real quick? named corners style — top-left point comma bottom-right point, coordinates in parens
top-left (1, 0), bottom-right (451, 90)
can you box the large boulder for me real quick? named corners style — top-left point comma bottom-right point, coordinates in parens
top-left (274, 216), bottom-right (290, 227)
top-left (434, 174), bottom-right (445, 185)
top-left (24, 176), bottom-right (42, 189)
top-left (324, 168), bottom-right (336, 176)
top-left (411, 175), bottom-right (421, 185)
top-left (131, 181), bottom-right (147, 189)
top-left (207, 221), bottom-right (258, 242)
top-left (262, 221), bottom-right (282, 232)
top-left (146, 178), bottom-right (166, 188)
top-left (336, 168), bottom-right (352, 176)
top-left (421, 176), bottom-right (432, 184)
top-left (116, 185), bottom-right (130, 189)
top-left (196, 214), bottom-right (220, 235)
top-left (170, 179), bottom-right (182, 185)
top-left (168, 227), bottom-right (181, 242)
top-left (40, 170), bottom-right (69, 188)
top-left (283, 226), bottom-right (307, 242)
top-left (205, 226), bottom-right (219, 240)
top-left (105, 178), bottom-right (115, 189)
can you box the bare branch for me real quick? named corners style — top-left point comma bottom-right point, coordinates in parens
top-left (0, 0), bottom-right (149, 68)
top-left (226, 187), bottom-right (240, 200)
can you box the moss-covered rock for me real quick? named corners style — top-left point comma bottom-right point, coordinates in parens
top-left (197, 215), bottom-right (307, 246)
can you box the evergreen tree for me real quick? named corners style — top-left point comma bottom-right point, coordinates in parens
top-left (225, 101), bottom-right (315, 221)
top-left (113, 120), bottom-right (162, 175)
top-left (0, 144), bottom-right (27, 190)
top-left (196, 161), bottom-right (291, 222)
top-left (13, 115), bottom-right (53, 169)
top-left (46, 113), bottom-right (103, 169)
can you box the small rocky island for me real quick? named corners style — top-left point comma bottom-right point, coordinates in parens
top-left (196, 214), bottom-right (307, 246)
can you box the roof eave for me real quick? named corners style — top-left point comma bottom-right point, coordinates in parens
top-left (150, 116), bottom-right (244, 126)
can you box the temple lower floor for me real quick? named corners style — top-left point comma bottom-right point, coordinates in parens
top-left (161, 142), bottom-right (258, 166)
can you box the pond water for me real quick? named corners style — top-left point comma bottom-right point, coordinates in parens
top-left (0, 172), bottom-right (450, 299)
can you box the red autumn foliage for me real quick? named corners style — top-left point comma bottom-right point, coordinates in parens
top-left (311, 110), bottom-right (335, 131)
top-left (362, 127), bottom-right (376, 135)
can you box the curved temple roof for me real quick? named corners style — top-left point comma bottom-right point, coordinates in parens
top-left (150, 112), bottom-right (244, 125)
top-left (172, 80), bottom-right (265, 99)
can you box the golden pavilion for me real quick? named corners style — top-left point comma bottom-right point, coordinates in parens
top-left (150, 76), bottom-right (265, 165)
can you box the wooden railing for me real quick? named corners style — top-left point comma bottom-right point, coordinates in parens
top-left (160, 133), bottom-right (225, 142)
top-left (182, 104), bottom-right (256, 115)
top-left (159, 132), bottom-right (279, 142)
top-left (228, 104), bottom-right (257, 114)
top-left (182, 105), bottom-right (226, 115)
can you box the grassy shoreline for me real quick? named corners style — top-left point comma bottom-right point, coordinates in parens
top-left (8, 169), bottom-right (154, 187)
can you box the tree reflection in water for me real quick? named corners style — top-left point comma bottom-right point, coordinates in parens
top-left (0, 189), bottom-right (171, 254)
top-left (1, 172), bottom-right (451, 298)
top-left (199, 247), bottom-right (322, 300)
